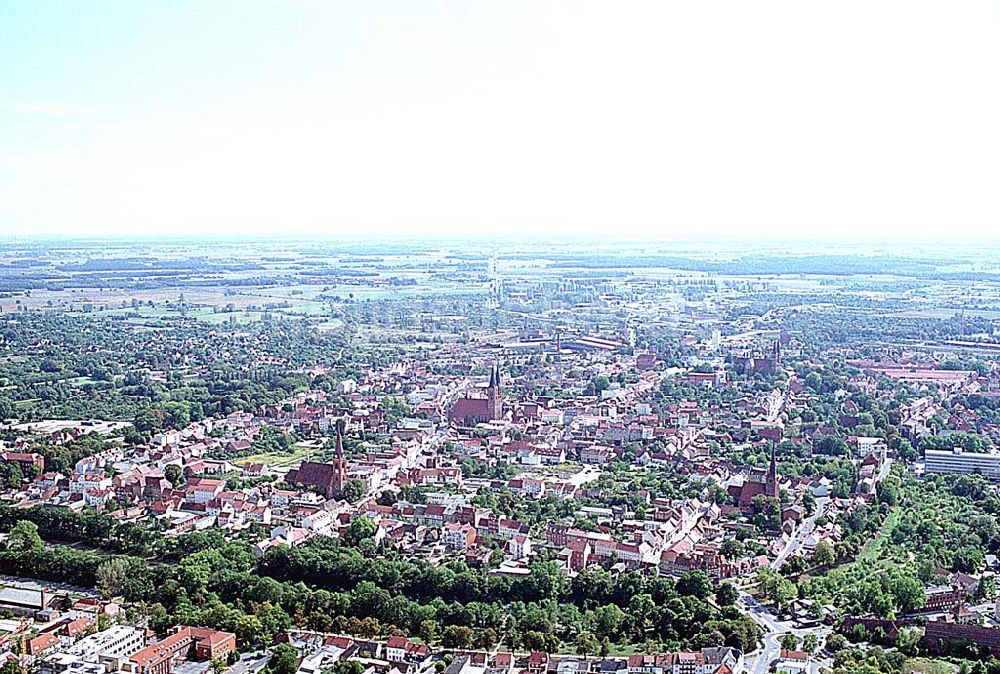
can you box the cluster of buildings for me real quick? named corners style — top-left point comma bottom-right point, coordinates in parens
top-left (278, 630), bottom-right (745, 674)
top-left (0, 327), bottom-right (901, 582)
top-left (0, 605), bottom-right (234, 674)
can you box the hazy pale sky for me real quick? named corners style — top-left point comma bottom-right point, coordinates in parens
top-left (1, 1), bottom-right (998, 240)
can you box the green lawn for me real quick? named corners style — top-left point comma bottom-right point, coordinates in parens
top-left (233, 445), bottom-right (319, 467)
top-left (904, 657), bottom-right (958, 674)
top-left (602, 643), bottom-right (643, 656)
top-left (858, 506), bottom-right (900, 563)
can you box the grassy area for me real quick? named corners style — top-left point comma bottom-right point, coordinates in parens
top-left (551, 461), bottom-right (585, 473)
top-left (602, 643), bottom-right (643, 656)
top-left (904, 657), bottom-right (958, 674)
top-left (233, 445), bottom-right (319, 467)
top-left (858, 506), bottom-right (901, 563)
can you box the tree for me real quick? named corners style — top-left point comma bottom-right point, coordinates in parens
top-left (750, 495), bottom-right (781, 531)
top-left (756, 568), bottom-right (797, 610)
top-left (802, 491), bottom-right (816, 516)
top-left (343, 517), bottom-right (376, 546)
top-left (0, 463), bottom-right (23, 490)
top-left (341, 479), bottom-right (366, 504)
top-left (896, 627), bottom-right (922, 657)
top-left (720, 539), bottom-right (745, 560)
top-left (210, 657), bottom-right (228, 674)
top-left (677, 571), bottom-right (713, 599)
top-left (96, 557), bottom-right (131, 598)
top-left (164, 464), bottom-right (186, 488)
top-left (527, 559), bottom-right (570, 600)
top-left (0, 660), bottom-right (23, 674)
top-left (382, 397), bottom-right (411, 422)
top-left (953, 546), bottom-right (984, 573)
top-left (7, 520), bottom-right (43, 554)
top-left (576, 632), bottom-right (599, 658)
top-left (357, 617), bottom-right (380, 638)
top-left (716, 582), bottom-right (738, 607)
top-left (590, 604), bottom-right (626, 641)
top-left (779, 633), bottom-right (799, 651)
top-left (441, 625), bottom-right (473, 649)
top-left (815, 436), bottom-right (848, 456)
top-left (825, 633), bottom-right (847, 653)
top-left (802, 634), bottom-right (819, 654)
top-left (475, 628), bottom-right (497, 651)
top-left (888, 573), bottom-right (926, 613)
top-left (804, 372), bottom-right (822, 392)
top-left (331, 661), bottom-right (364, 674)
top-left (40, 358), bottom-right (62, 373)
top-left (812, 540), bottom-right (835, 566)
top-left (268, 644), bottom-right (299, 674)
top-left (590, 376), bottom-right (611, 394)
top-left (418, 619), bottom-right (438, 644)
top-left (775, 579), bottom-right (798, 609)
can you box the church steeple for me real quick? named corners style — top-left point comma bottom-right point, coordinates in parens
top-left (487, 363), bottom-right (502, 421)
top-left (331, 419), bottom-right (348, 496)
top-left (334, 427), bottom-right (345, 461)
top-left (766, 443), bottom-right (778, 499)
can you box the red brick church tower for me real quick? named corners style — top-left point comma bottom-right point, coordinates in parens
top-left (449, 363), bottom-right (504, 426)
top-left (487, 364), bottom-right (502, 421)
top-left (766, 443), bottom-right (779, 499)
top-left (285, 420), bottom-right (348, 498)
top-left (330, 421), bottom-right (348, 495)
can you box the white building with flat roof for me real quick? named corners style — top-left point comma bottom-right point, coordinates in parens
top-left (924, 448), bottom-right (1000, 482)
top-left (68, 625), bottom-right (145, 659)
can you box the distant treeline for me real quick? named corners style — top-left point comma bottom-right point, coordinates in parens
top-left (539, 254), bottom-right (959, 277)
top-left (57, 257), bottom-right (265, 272)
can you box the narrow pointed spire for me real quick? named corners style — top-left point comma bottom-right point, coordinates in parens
top-left (334, 419), bottom-right (346, 460)
top-left (766, 442), bottom-right (778, 498)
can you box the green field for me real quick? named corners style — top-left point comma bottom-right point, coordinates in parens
top-left (233, 445), bottom-right (320, 467)
top-left (858, 506), bottom-right (901, 563)
top-left (904, 658), bottom-right (957, 674)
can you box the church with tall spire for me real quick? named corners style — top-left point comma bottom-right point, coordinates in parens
top-left (487, 363), bottom-right (502, 421)
top-left (285, 421), bottom-right (348, 499)
top-left (729, 443), bottom-right (781, 507)
top-left (765, 443), bottom-right (779, 500)
top-left (449, 363), bottom-right (504, 426)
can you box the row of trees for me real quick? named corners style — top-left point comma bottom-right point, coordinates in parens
top-left (0, 512), bottom-right (760, 654)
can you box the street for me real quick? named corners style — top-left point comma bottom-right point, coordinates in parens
top-left (738, 593), bottom-right (832, 674)
top-left (225, 652), bottom-right (270, 674)
top-left (771, 496), bottom-right (829, 570)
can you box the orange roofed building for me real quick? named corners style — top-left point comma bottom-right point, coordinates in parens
top-left (126, 626), bottom-right (235, 674)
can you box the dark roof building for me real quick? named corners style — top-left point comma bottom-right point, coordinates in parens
top-left (728, 444), bottom-right (779, 508)
top-left (286, 430), bottom-right (348, 499)
top-left (449, 365), bottom-right (503, 426)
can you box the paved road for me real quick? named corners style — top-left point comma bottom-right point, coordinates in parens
top-left (772, 496), bottom-right (829, 570)
top-left (568, 465), bottom-right (602, 486)
top-left (226, 652), bottom-right (270, 674)
top-left (738, 593), bottom-right (832, 674)
top-left (772, 459), bottom-right (897, 571)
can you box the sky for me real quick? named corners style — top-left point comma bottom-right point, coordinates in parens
top-left (1, 1), bottom-right (999, 240)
